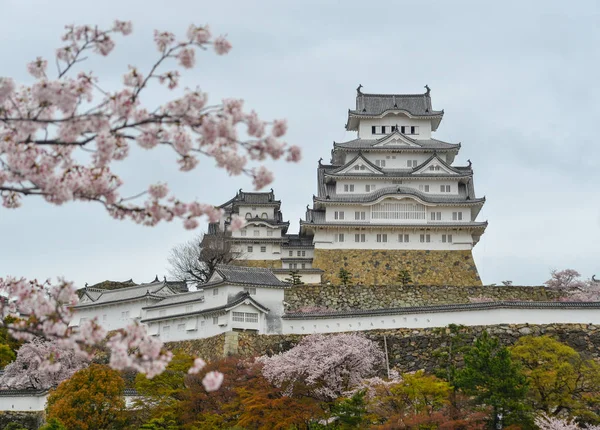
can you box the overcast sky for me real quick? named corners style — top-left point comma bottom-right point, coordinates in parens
top-left (1, 0), bottom-right (598, 287)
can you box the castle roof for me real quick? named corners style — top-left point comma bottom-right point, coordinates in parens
top-left (202, 264), bottom-right (289, 289)
top-left (219, 189), bottom-right (280, 208)
top-left (346, 88), bottom-right (444, 131)
top-left (334, 133), bottom-right (459, 152)
top-left (75, 280), bottom-right (179, 308)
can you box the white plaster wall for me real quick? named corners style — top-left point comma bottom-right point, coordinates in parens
top-left (238, 206), bottom-right (275, 219)
top-left (313, 229), bottom-right (473, 250)
top-left (344, 151), bottom-right (448, 165)
top-left (282, 248), bottom-right (314, 259)
top-left (72, 298), bottom-right (154, 332)
top-left (283, 261), bottom-right (313, 270)
top-left (233, 224), bottom-right (282, 239)
top-left (323, 204), bottom-right (469, 224)
top-left (357, 117), bottom-right (432, 139)
top-left (0, 394), bottom-right (47, 411)
top-left (143, 293), bottom-right (204, 320)
top-left (335, 178), bottom-right (461, 196)
top-left (231, 241), bottom-right (282, 260)
top-left (283, 308), bottom-right (600, 335)
top-left (147, 314), bottom-right (226, 342)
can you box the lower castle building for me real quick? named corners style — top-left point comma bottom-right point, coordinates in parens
top-left (206, 87), bottom-right (487, 286)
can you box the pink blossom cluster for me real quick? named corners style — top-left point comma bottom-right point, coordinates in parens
top-left (535, 414), bottom-right (600, 430)
top-left (0, 20), bottom-right (301, 231)
top-left (258, 333), bottom-right (385, 400)
top-left (0, 277), bottom-right (172, 378)
top-left (545, 269), bottom-right (600, 302)
top-left (0, 338), bottom-right (88, 390)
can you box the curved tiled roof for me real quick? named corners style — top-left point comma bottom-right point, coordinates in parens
top-left (283, 301), bottom-right (600, 319)
top-left (334, 135), bottom-right (459, 151)
top-left (314, 185), bottom-right (485, 205)
top-left (200, 265), bottom-right (290, 289)
top-left (74, 281), bottom-right (177, 308)
top-left (347, 90), bottom-right (444, 131)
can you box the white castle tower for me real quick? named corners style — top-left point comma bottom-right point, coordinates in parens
top-left (300, 86), bottom-right (487, 285)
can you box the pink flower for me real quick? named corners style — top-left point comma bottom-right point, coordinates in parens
top-left (183, 218), bottom-right (199, 229)
top-left (178, 155), bottom-right (198, 171)
top-left (154, 30), bottom-right (175, 52)
top-left (187, 24), bottom-right (211, 44)
top-left (27, 57), bottom-right (48, 79)
top-left (188, 358), bottom-right (206, 374)
top-left (0, 77), bottom-right (15, 104)
top-left (148, 183), bottom-right (168, 199)
top-left (202, 371), bottom-right (224, 392)
top-left (229, 214), bottom-right (246, 231)
top-left (123, 66), bottom-right (144, 87)
top-left (213, 36), bottom-right (232, 55)
top-left (252, 166), bottom-right (274, 190)
top-left (177, 48), bottom-right (195, 69)
top-left (172, 130), bottom-right (192, 155)
top-left (286, 145), bottom-right (302, 162)
top-left (113, 20), bottom-right (133, 35)
top-left (272, 119), bottom-right (287, 137)
top-left (95, 36), bottom-right (115, 56)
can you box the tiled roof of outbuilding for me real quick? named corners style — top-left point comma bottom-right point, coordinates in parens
top-left (204, 265), bottom-right (289, 288)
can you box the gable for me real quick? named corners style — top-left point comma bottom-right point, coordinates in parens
top-left (337, 155), bottom-right (383, 175)
top-left (373, 132), bottom-right (422, 148)
top-left (413, 157), bottom-right (458, 175)
top-left (207, 271), bottom-right (224, 283)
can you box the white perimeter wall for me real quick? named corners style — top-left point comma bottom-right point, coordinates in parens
top-left (0, 394), bottom-right (47, 411)
top-left (282, 308), bottom-right (600, 335)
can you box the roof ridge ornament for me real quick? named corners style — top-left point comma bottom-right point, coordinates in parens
top-left (424, 84), bottom-right (431, 96)
top-left (468, 159), bottom-right (472, 168)
top-left (356, 84), bottom-right (363, 95)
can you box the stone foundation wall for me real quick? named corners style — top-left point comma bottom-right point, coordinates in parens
top-left (165, 333), bottom-right (226, 361)
top-left (231, 259), bottom-right (281, 269)
top-left (193, 324), bottom-right (600, 373)
top-left (284, 284), bottom-right (564, 311)
top-left (0, 411), bottom-right (44, 430)
top-left (312, 249), bottom-right (482, 286)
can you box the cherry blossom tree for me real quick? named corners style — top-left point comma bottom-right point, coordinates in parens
top-left (0, 338), bottom-right (88, 389)
top-left (0, 20), bottom-right (301, 382)
top-left (545, 269), bottom-right (599, 302)
top-left (258, 333), bottom-right (385, 401)
top-left (535, 415), bottom-right (600, 430)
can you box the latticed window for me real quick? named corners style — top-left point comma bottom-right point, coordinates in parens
top-left (232, 312), bottom-right (245, 322)
top-left (244, 313), bottom-right (259, 323)
top-left (371, 201), bottom-right (426, 220)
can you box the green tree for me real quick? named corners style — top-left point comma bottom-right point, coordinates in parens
top-left (391, 370), bottom-right (451, 417)
top-left (455, 331), bottom-right (532, 428)
top-left (133, 352), bottom-right (193, 426)
top-left (338, 268), bottom-right (351, 287)
top-left (285, 270), bottom-right (304, 285)
top-left (432, 324), bottom-right (470, 418)
top-left (510, 335), bottom-right (600, 423)
top-left (329, 390), bottom-right (369, 429)
top-left (396, 268), bottom-right (413, 286)
top-left (46, 364), bottom-right (127, 430)
top-left (0, 316), bottom-right (22, 366)
top-left (38, 418), bottom-right (67, 430)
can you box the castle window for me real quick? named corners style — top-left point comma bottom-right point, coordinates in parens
top-left (213, 317), bottom-right (218, 325)
top-left (232, 312), bottom-right (244, 322)
top-left (411, 126), bottom-right (419, 135)
top-left (355, 211), bottom-right (366, 220)
top-left (334, 211), bottom-right (345, 220)
top-left (245, 212), bottom-right (252, 219)
top-left (365, 184), bottom-right (377, 192)
top-left (381, 126), bottom-right (387, 134)
top-left (408, 160), bottom-right (418, 167)
top-left (297, 250), bottom-right (301, 256)
top-left (243, 287), bottom-right (257, 295)
top-left (301, 250), bottom-right (306, 256)
top-left (267, 230), bottom-right (273, 237)
top-left (452, 212), bottom-right (463, 221)
top-left (245, 313), bottom-right (258, 323)
top-left (440, 185), bottom-right (451, 193)
top-left (252, 207), bottom-right (257, 210)
top-left (391, 125), bottom-right (397, 132)
top-left (371, 126), bottom-right (376, 134)
top-left (430, 212), bottom-right (441, 221)
top-left (301, 263), bottom-right (306, 269)
top-left (360, 165), bottom-right (366, 170)
top-left (261, 212), bottom-right (268, 219)
top-left (355, 233), bottom-right (366, 242)
top-left (418, 184), bottom-right (430, 192)
top-left (241, 229), bottom-right (247, 236)
top-left (253, 230), bottom-right (260, 236)
top-left (372, 202), bottom-right (426, 220)
top-left (260, 246), bottom-right (266, 253)
top-left (398, 234), bottom-right (409, 242)
top-left (376, 233), bottom-right (388, 243)
top-left (442, 234), bottom-right (453, 243)
top-left (213, 288), bottom-right (219, 296)
top-left (354, 165), bottom-right (360, 170)
top-left (289, 250), bottom-right (293, 256)
top-left (420, 234), bottom-right (431, 243)
top-left (344, 184), bottom-right (355, 192)
top-left (401, 126), bottom-right (406, 134)
top-left (375, 160), bottom-right (386, 167)
top-left (335, 233), bottom-right (345, 243)
top-left (247, 246), bottom-right (253, 252)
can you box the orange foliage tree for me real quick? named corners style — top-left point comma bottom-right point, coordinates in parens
top-left (46, 364), bottom-right (127, 430)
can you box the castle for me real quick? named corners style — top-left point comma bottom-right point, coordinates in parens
top-left (206, 86), bottom-right (487, 286)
